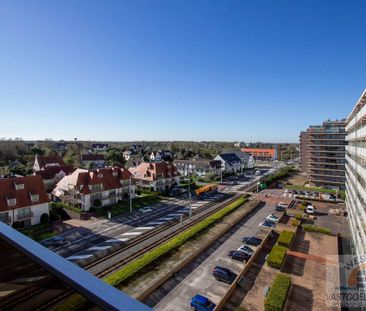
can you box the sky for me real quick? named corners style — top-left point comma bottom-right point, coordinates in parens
top-left (0, 0), bottom-right (365, 143)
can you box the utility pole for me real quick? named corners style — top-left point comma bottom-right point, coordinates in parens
top-left (129, 176), bottom-right (132, 213)
top-left (188, 172), bottom-right (192, 218)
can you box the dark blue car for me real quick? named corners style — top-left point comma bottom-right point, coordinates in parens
top-left (190, 294), bottom-right (216, 311)
top-left (242, 236), bottom-right (263, 246)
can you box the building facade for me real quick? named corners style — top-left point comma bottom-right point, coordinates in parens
top-left (0, 176), bottom-right (50, 228)
top-left (300, 120), bottom-right (347, 190)
top-left (241, 148), bottom-right (277, 161)
top-left (129, 162), bottom-right (180, 192)
top-left (174, 159), bottom-right (222, 177)
top-left (52, 167), bottom-right (135, 211)
top-left (345, 89), bottom-right (366, 258)
top-left (81, 154), bottom-right (106, 169)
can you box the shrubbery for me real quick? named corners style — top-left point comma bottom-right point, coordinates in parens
top-left (264, 273), bottom-right (291, 311)
top-left (260, 167), bottom-right (296, 188)
top-left (104, 196), bottom-right (248, 286)
top-left (52, 196), bottom-right (251, 311)
top-left (277, 231), bottom-right (294, 248)
top-left (291, 219), bottom-right (300, 227)
top-left (294, 213), bottom-right (302, 220)
top-left (302, 224), bottom-right (331, 235)
top-left (267, 245), bottom-right (288, 269)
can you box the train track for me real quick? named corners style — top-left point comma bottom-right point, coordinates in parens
top-left (3, 178), bottom-right (263, 310)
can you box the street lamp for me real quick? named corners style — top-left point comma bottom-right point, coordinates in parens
top-left (187, 171), bottom-right (192, 218)
top-left (257, 181), bottom-right (260, 193)
top-left (129, 176), bottom-right (132, 213)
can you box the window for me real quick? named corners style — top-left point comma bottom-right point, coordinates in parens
top-left (7, 198), bottom-right (16, 207)
top-left (0, 212), bottom-right (9, 221)
top-left (18, 207), bottom-right (31, 217)
top-left (112, 171), bottom-right (118, 177)
top-left (15, 183), bottom-right (24, 190)
top-left (30, 194), bottom-right (39, 202)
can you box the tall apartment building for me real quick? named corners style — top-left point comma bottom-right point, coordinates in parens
top-left (300, 119), bottom-right (347, 190)
top-left (345, 89), bottom-right (366, 258)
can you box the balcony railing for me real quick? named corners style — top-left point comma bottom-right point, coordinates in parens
top-left (17, 212), bottom-right (34, 221)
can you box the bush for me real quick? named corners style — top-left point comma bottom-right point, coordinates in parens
top-left (104, 196), bottom-right (248, 286)
top-left (94, 199), bottom-right (102, 208)
top-left (302, 224), bottom-right (331, 235)
top-left (294, 213), bottom-right (302, 220)
top-left (40, 213), bottom-right (49, 224)
top-left (277, 231), bottom-right (294, 248)
top-left (264, 273), bottom-right (291, 311)
top-left (291, 219), bottom-right (300, 227)
top-left (299, 204), bottom-right (305, 211)
top-left (267, 245), bottom-right (288, 269)
top-left (12, 221), bottom-right (21, 229)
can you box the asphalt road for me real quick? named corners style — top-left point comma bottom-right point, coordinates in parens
top-left (151, 201), bottom-right (281, 311)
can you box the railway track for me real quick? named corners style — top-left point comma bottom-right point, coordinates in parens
top-left (2, 191), bottom-right (246, 310)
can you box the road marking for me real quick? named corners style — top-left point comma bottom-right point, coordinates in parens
top-left (106, 238), bottom-right (129, 243)
top-left (87, 245), bottom-right (112, 251)
top-left (147, 221), bottom-right (165, 225)
top-left (135, 226), bottom-right (155, 230)
top-left (67, 254), bottom-right (93, 260)
top-left (120, 231), bottom-right (143, 236)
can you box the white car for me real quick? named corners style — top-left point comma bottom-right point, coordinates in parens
top-left (237, 245), bottom-right (254, 255)
top-left (306, 205), bottom-right (315, 214)
top-left (266, 214), bottom-right (279, 223)
top-left (139, 207), bottom-right (153, 214)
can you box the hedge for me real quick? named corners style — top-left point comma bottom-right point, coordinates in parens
top-left (51, 196), bottom-right (249, 311)
top-left (104, 196), bottom-right (248, 286)
top-left (302, 224), bottom-right (331, 235)
top-left (291, 219), bottom-right (300, 227)
top-left (264, 273), bottom-right (291, 311)
top-left (294, 213), bottom-right (302, 220)
top-left (267, 245), bottom-right (288, 269)
top-left (277, 231), bottom-right (294, 248)
top-left (260, 166), bottom-right (296, 187)
top-left (51, 202), bottom-right (81, 214)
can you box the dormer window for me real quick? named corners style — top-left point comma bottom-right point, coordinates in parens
top-left (15, 183), bottom-right (24, 190)
top-left (7, 198), bottom-right (16, 207)
top-left (98, 173), bottom-right (103, 178)
top-left (112, 171), bottom-right (118, 177)
top-left (30, 194), bottom-right (39, 202)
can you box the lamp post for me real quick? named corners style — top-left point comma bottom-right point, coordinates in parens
top-left (188, 171), bottom-right (192, 218)
top-left (129, 176), bottom-right (132, 213)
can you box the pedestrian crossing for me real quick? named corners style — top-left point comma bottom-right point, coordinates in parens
top-left (66, 193), bottom-right (225, 263)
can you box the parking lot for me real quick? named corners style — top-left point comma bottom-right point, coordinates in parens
top-left (151, 198), bottom-right (285, 311)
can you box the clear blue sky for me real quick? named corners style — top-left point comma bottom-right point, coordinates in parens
top-left (0, 0), bottom-right (365, 143)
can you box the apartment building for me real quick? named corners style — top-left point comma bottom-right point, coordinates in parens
top-left (52, 167), bottom-right (135, 211)
top-left (300, 119), bottom-right (347, 190)
top-left (241, 148), bottom-right (277, 161)
top-left (0, 175), bottom-right (50, 228)
top-left (345, 89), bottom-right (366, 258)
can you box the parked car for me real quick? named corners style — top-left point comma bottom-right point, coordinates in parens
top-left (242, 236), bottom-right (262, 246)
top-left (190, 294), bottom-right (216, 311)
top-left (306, 205), bottom-right (315, 214)
top-left (212, 266), bottom-right (237, 284)
top-left (237, 245), bottom-right (254, 255)
top-left (259, 221), bottom-right (275, 228)
top-left (275, 205), bottom-right (286, 212)
top-left (266, 214), bottom-right (279, 223)
top-left (139, 207), bottom-right (153, 214)
top-left (42, 237), bottom-right (70, 247)
top-left (228, 250), bottom-right (251, 262)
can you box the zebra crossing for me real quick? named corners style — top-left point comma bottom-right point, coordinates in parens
top-left (67, 193), bottom-right (224, 262)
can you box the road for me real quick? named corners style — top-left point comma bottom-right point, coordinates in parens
top-left (43, 164), bottom-right (286, 263)
top-left (150, 199), bottom-right (283, 311)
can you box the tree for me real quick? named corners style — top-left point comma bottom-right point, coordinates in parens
top-left (40, 213), bottom-right (49, 224)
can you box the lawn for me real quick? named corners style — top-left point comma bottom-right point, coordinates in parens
top-left (95, 192), bottom-right (161, 217)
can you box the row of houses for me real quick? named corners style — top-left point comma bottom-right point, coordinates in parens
top-left (0, 150), bottom-right (255, 228)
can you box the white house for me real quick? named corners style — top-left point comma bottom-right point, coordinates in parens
top-left (0, 176), bottom-right (50, 228)
top-left (174, 159), bottom-right (222, 177)
top-left (150, 151), bottom-right (163, 162)
top-left (52, 167), bottom-right (135, 212)
top-left (129, 162), bottom-right (180, 192)
top-left (81, 154), bottom-right (106, 169)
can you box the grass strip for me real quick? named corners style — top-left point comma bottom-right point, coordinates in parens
top-left (51, 195), bottom-right (248, 311)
